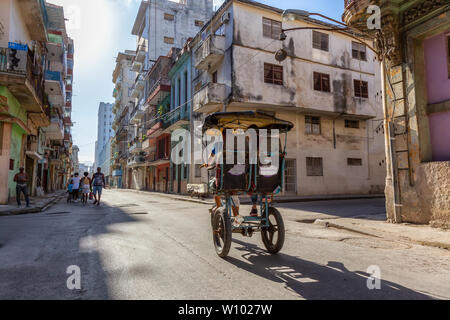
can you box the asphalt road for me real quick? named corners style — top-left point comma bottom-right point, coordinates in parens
top-left (0, 189), bottom-right (449, 300)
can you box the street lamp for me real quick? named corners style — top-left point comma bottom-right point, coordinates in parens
top-left (275, 9), bottom-right (376, 62)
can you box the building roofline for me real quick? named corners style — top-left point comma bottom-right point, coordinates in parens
top-left (132, 0), bottom-right (149, 36)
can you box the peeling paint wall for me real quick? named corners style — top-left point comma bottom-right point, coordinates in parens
top-left (146, 0), bottom-right (214, 63)
top-left (229, 2), bottom-right (385, 196)
top-left (231, 3), bottom-right (379, 118)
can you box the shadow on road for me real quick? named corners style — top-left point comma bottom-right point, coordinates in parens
top-left (226, 239), bottom-right (432, 300)
top-left (0, 199), bottom-right (138, 300)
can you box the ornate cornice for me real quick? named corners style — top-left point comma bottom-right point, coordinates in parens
top-left (402, 0), bottom-right (448, 26)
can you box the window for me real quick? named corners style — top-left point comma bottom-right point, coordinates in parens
top-left (164, 37), bottom-right (174, 44)
top-left (313, 72), bottom-right (330, 92)
top-left (347, 158), bottom-right (363, 166)
top-left (306, 157), bottom-right (323, 176)
top-left (352, 41), bottom-right (367, 60)
top-left (195, 20), bottom-right (204, 27)
top-left (262, 17), bottom-right (282, 40)
top-left (345, 119), bottom-right (360, 129)
top-left (9, 159), bottom-right (14, 171)
top-left (212, 71), bottom-right (218, 84)
top-left (313, 31), bottom-right (329, 51)
top-left (305, 116), bottom-right (321, 135)
top-left (284, 159), bottom-right (297, 193)
top-left (264, 63), bottom-right (283, 85)
top-left (164, 13), bottom-right (174, 21)
top-left (354, 80), bottom-right (369, 98)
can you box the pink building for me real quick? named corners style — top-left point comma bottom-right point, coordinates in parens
top-left (424, 31), bottom-right (450, 162)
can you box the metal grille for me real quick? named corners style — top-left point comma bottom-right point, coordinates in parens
top-left (284, 158), bottom-right (297, 193)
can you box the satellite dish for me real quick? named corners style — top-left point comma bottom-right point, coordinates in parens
top-left (275, 49), bottom-right (288, 62)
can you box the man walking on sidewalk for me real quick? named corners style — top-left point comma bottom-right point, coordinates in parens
top-left (14, 167), bottom-right (30, 208)
top-left (91, 167), bottom-right (106, 206)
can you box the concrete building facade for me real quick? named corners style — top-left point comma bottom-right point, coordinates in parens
top-left (111, 51), bottom-right (136, 189)
top-left (190, 0), bottom-right (386, 196)
top-left (117, 0), bottom-right (215, 191)
top-left (0, 0), bottom-right (74, 203)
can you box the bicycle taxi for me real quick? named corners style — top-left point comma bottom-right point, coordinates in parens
top-left (202, 111), bottom-right (294, 258)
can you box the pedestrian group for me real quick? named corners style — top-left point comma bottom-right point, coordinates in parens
top-left (67, 167), bottom-right (106, 206)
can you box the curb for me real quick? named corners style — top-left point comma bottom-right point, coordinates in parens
top-left (314, 219), bottom-right (450, 251)
top-left (0, 193), bottom-right (65, 217)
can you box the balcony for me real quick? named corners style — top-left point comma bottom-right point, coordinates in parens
top-left (193, 83), bottom-right (226, 113)
top-left (195, 35), bottom-right (226, 70)
top-left (63, 116), bottom-right (72, 126)
top-left (129, 141), bottom-right (143, 154)
top-left (64, 132), bottom-right (72, 142)
top-left (130, 108), bottom-right (145, 124)
top-left (47, 32), bottom-right (65, 62)
top-left (43, 115), bottom-right (64, 140)
top-left (146, 56), bottom-right (172, 106)
top-left (135, 38), bottom-right (147, 63)
top-left (163, 106), bottom-right (190, 132)
top-left (0, 47), bottom-right (45, 112)
top-left (115, 90), bottom-right (122, 103)
top-left (130, 77), bottom-right (145, 99)
top-left (45, 70), bottom-right (65, 101)
top-left (131, 60), bottom-right (143, 73)
top-left (127, 155), bottom-right (145, 167)
top-left (45, 70), bottom-right (65, 95)
top-left (342, 0), bottom-right (374, 28)
top-left (115, 75), bottom-right (123, 90)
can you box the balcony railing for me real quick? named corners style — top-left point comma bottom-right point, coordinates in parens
top-left (0, 47), bottom-right (45, 111)
top-left (146, 56), bottom-right (171, 103)
top-left (195, 35), bottom-right (226, 70)
top-left (129, 141), bottom-right (143, 154)
top-left (193, 82), bottom-right (226, 113)
top-left (127, 155), bottom-right (145, 166)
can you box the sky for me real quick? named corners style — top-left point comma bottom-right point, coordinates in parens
top-left (49, 0), bottom-right (344, 165)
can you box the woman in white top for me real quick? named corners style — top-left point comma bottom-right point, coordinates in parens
top-left (80, 172), bottom-right (91, 204)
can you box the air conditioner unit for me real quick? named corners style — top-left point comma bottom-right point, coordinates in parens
top-left (221, 12), bottom-right (230, 24)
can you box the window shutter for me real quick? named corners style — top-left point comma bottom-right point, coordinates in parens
top-left (321, 34), bottom-right (329, 51)
top-left (272, 21), bottom-right (282, 40)
top-left (263, 18), bottom-right (272, 38)
top-left (312, 31), bottom-right (321, 49)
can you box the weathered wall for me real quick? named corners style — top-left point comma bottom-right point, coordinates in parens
top-left (416, 162), bottom-right (450, 229)
top-left (231, 2), bottom-right (379, 119)
top-left (146, 0), bottom-right (214, 63)
top-left (0, 0), bottom-right (32, 47)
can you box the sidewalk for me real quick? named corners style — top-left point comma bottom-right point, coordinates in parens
top-left (315, 217), bottom-right (450, 250)
top-left (0, 191), bottom-right (66, 216)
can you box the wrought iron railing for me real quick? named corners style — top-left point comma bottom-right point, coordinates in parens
top-left (0, 47), bottom-right (45, 107)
